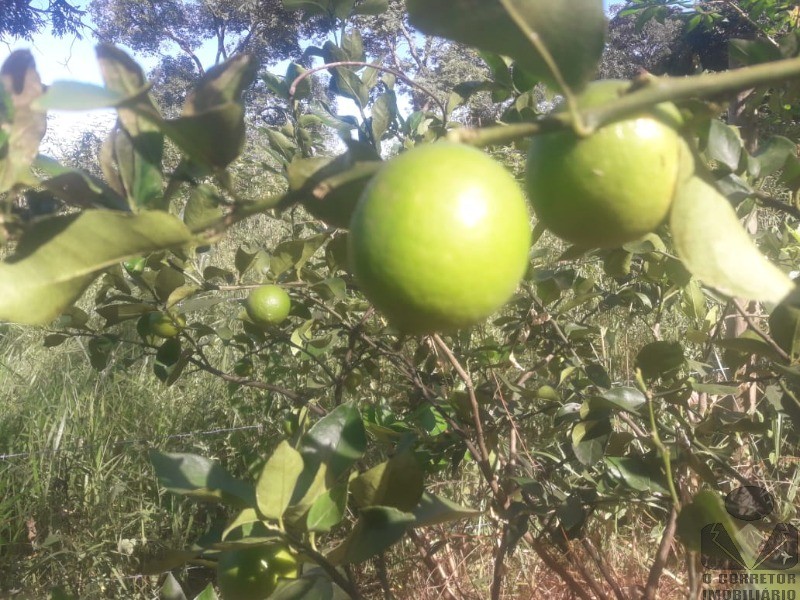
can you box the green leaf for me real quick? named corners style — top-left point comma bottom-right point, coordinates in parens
top-left (88, 335), bottom-right (116, 371)
top-left (300, 403), bottom-right (367, 480)
top-left (350, 451), bottom-right (424, 511)
top-left (676, 490), bottom-right (734, 552)
top-left (747, 135), bottom-right (796, 179)
top-left (341, 30), bottom-right (365, 62)
top-left (140, 549), bottom-right (200, 576)
top-left (192, 585), bottom-right (219, 600)
top-left (312, 278), bottom-right (347, 301)
top-left (159, 572), bottom-right (187, 600)
top-left (284, 463), bottom-right (331, 528)
top-left (102, 126), bottom-right (164, 210)
top-left (271, 235), bottom-right (326, 277)
top-left (285, 141), bottom-right (382, 229)
top-left (690, 382), bottom-right (741, 396)
top-left (636, 341), bottom-right (685, 380)
top-left (706, 120), bottom-right (742, 172)
top-left (370, 93), bottom-right (393, 145)
top-left (148, 450), bottom-right (256, 508)
top-left (271, 576), bottom-right (336, 600)
top-left (221, 508), bottom-right (263, 541)
top-left (605, 456), bottom-right (669, 495)
top-left (326, 506), bottom-right (414, 565)
top-left (155, 267), bottom-right (186, 302)
top-left (44, 333), bottom-right (68, 347)
top-left (35, 155), bottom-right (130, 211)
top-left (571, 419), bottom-right (612, 465)
top-left (352, 0), bottom-right (388, 15)
top-left (184, 184), bottom-right (224, 230)
top-left (283, 0), bottom-right (330, 15)
top-left (95, 303), bottom-right (153, 327)
top-left (670, 175), bottom-right (794, 304)
top-left (322, 42), bottom-right (369, 106)
top-left (33, 81), bottom-right (127, 111)
top-left (263, 72), bottom-right (290, 99)
top-left (154, 338), bottom-right (183, 383)
top-left (412, 492), bottom-right (481, 527)
top-left (585, 363), bottom-right (612, 389)
top-left (165, 103), bottom-right (247, 171)
top-left (163, 54), bottom-right (257, 170)
top-left (256, 441), bottom-right (305, 520)
top-left (306, 482), bottom-right (348, 532)
top-left (715, 330), bottom-right (783, 361)
top-left (96, 44), bottom-right (153, 100)
top-left (96, 45), bottom-right (165, 209)
top-left (407, 0), bottom-right (606, 93)
top-left (0, 210), bottom-right (193, 325)
top-left (0, 50), bottom-right (47, 192)
top-left (590, 387), bottom-right (646, 414)
top-left (285, 63), bottom-right (311, 101)
top-left (729, 37), bottom-right (782, 67)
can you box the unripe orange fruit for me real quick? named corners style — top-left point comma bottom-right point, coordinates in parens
top-left (348, 142), bottom-right (531, 334)
top-left (525, 80), bottom-right (686, 248)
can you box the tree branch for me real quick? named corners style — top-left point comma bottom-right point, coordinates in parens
top-left (754, 191), bottom-right (800, 221)
top-left (643, 507), bottom-right (678, 600)
top-left (449, 54), bottom-right (800, 147)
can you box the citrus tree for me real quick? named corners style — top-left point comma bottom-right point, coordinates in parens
top-left (2, 1), bottom-right (800, 598)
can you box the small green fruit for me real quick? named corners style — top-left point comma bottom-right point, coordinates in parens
top-left (123, 257), bottom-right (146, 274)
top-left (245, 285), bottom-right (292, 326)
top-left (234, 358), bottom-right (254, 377)
top-left (217, 544), bottom-right (299, 600)
top-left (143, 312), bottom-right (185, 338)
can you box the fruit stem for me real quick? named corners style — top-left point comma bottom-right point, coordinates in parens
top-left (497, 0), bottom-right (589, 136)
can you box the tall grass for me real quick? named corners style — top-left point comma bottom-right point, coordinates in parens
top-left (0, 322), bottom-right (283, 598)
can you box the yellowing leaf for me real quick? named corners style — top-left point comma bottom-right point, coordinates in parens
top-left (670, 176), bottom-right (793, 304)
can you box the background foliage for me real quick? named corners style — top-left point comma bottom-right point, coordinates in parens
top-left (2, 1), bottom-right (800, 599)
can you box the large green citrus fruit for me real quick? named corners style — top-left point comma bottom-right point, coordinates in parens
top-left (348, 142), bottom-right (531, 334)
top-left (142, 312), bottom-right (185, 338)
top-left (217, 544), bottom-right (298, 600)
top-left (245, 285), bottom-right (291, 326)
top-left (525, 79), bottom-right (686, 249)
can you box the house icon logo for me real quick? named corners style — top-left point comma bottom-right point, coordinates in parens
top-left (701, 486), bottom-right (798, 571)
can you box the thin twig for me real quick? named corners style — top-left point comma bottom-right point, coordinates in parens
top-left (732, 298), bottom-right (790, 362)
top-left (522, 533), bottom-right (596, 600)
top-left (432, 334), bottom-right (500, 498)
top-left (582, 538), bottom-right (628, 600)
top-left (375, 553), bottom-right (395, 600)
top-left (753, 191), bottom-right (800, 221)
top-left (286, 534), bottom-right (363, 599)
top-left (407, 529), bottom-right (461, 600)
top-left (491, 524), bottom-right (509, 600)
top-left (643, 507), bottom-right (678, 600)
top-left (448, 54), bottom-right (800, 147)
